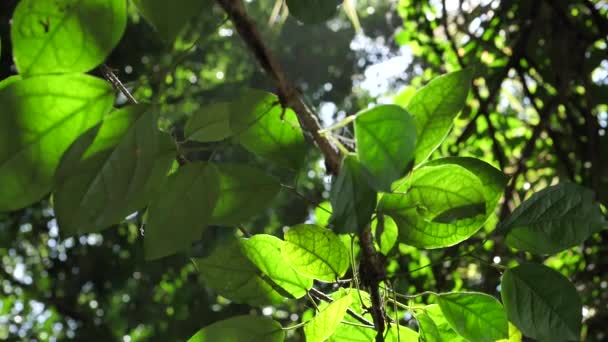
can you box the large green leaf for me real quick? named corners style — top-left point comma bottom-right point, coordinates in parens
top-left (501, 263), bottom-right (582, 341)
top-left (187, 315), bottom-right (284, 342)
top-left (0, 74), bottom-right (113, 211)
top-left (379, 164), bottom-right (486, 248)
top-left (355, 104), bottom-right (416, 191)
top-left (329, 155), bottom-right (377, 234)
top-left (54, 106), bottom-right (175, 236)
top-left (11, 0), bottom-right (126, 75)
top-left (304, 293), bottom-right (352, 342)
top-left (423, 156), bottom-right (507, 213)
top-left (133, 0), bottom-right (205, 44)
top-left (145, 163), bottom-right (219, 260)
top-left (437, 292), bottom-right (508, 342)
top-left (281, 224), bottom-right (350, 282)
top-left (184, 102), bottom-right (232, 143)
top-left (385, 325), bottom-right (419, 342)
top-left (240, 235), bottom-right (313, 299)
top-left (230, 89), bottom-right (307, 170)
top-left (327, 290), bottom-right (374, 342)
top-left (418, 305), bottom-right (466, 342)
top-left (196, 240), bottom-right (285, 306)
top-left (209, 164), bottom-right (281, 226)
top-left (406, 69), bottom-right (473, 164)
top-left (501, 183), bottom-right (605, 254)
top-left (286, 0), bottom-right (342, 24)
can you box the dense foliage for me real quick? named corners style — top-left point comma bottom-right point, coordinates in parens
top-left (0, 0), bottom-right (606, 341)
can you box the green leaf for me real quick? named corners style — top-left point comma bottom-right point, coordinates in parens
top-left (145, 163), bottom-right (219, 260)
top-left (419, 305), bottom-right (466, 342)
top-left (437, 292), bottom-right (508, 342)
top-left (373, 214), bottom-right (398, 255)
top-left (379, 164), bottom-right (486, 248)
top-left (501, 263), bottom-right (582, 341)
top-left (0, 74), bottom-right (113, 211)
top-left (286, 0), bottom-right (342, 24)
top-left (209, 164), bottom-right (281, 226)
top-left (304, 293), bottom-right (352, 342)
top-left (187, 315), bottom-right (284, 342)
top-left (54, 106), bottom-right (175, 236)
top-left (385, 325), bottom-right (419, 342)
top-left (281, 224), bottom-right (350, 281)
top-left (355, 104), bottom-right (416, 191)
top-left (196, 239), bottom-right (285, 306)
top-left (502, 183), bottom-right (605, 254)
top-left (230, 89), bottom-right (307, 170)
top-left (423, 156), bottom-right (507, 213)
top-left (133, 0), bottom-right (205, 44)
top-left (330, 155), bottom-right (377, 234)
top-left (327, 290), bottom-right (374, 342)
top-left (406, 69), bottom-right (473, 164)
top-left (11, 0), bottom-right (126, 75)
top-left (314, 201), bottom-right (332, 227)
top-left (240, 235), bottom-right (313, 299)
top-left (185, 102), bottom-right (232, 143)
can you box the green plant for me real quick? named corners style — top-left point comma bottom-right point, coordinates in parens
top-left (1, 0), bottom-right (605, 341)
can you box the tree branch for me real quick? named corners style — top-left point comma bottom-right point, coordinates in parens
top-left (214, 0), bottom-right (341, 174)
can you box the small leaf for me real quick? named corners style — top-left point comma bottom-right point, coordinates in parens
top-left (230, 89), bottom-right (307, 170)
top-left (502, 183), bottom-right (605, 254)
top-left (330, 154), bottom-right (377, 234)
top-left (54, 106), bottom-right (175, 236)
top-left (145, 163), bottom-right (219, 260)
top-left (187, 315), bottom-right (284, 342)
top-left (385, 325), bottom-right (419, 342)
top-left (406, 69), bottom-right (473, 164)
top-left (416, 311), bottom-right (442, 342)
top-left (196, 239), bottom-right (285, 306)
top-left (314, 201), bottom-right (332, 227)
top-left (374, 214), bottom-right (398, 255)
top-left (498, 323), bottom-right (523, 342)
top-left (327, 290), bottom-right (374, 342)
top-left (437, 292), bottom-right (508, 342)
top-left (240, 235), bottom-right (313, 299)
top-left (281, 224), bottom-right (350, 281)
top-left (355, 104), bottom-right (416, 191)
top-left (184, 102), bottom-right (232, 142)
top-left (379, 164), bottom-right (486, 248)
top-left (209, 164), bottom-right (281, 226)
top-left (286, 0), bottom-right (342, 24)
top-left (133, 0), bottom-right (205, 44)
top-left (0, 74), bottom-right (113, 211)
top-left (501, 263), bottom-right (582, 341)
top-left (11, 0), bottom-right (126, 75)
top-left (304, 293), bottom-right (352, 342)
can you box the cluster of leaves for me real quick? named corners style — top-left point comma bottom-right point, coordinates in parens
top-left (1, 0), bottom-right (606, 341)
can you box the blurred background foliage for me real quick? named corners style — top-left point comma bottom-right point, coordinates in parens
top-left (0, 0), bottom-right (606, 341)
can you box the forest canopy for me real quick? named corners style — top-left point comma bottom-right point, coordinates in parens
top-left (0, 0), bottom-right (607, 341)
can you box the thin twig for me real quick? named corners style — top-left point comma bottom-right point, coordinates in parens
top-left (100, 64), bottom-right (138, 104)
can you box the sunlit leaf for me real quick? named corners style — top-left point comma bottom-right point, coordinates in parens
top-left (437, 292), bottom-right (508, 342)
top-left (184, 102), bottom-right (232, 143)
top-left (373, 214), bottom-right (398, 255)
top-left (304, 293), bottom-right (352, 342)
top-left (281, 224), bottom-right (350, 281)
top-left (406, 69), bottom-right (473, 164)
top-left (133, 0), bottom-right (205, 44)
top-left (501, 183), bottom-right (606, 254)
top-left (379, 164), bottom-right (486, 248)
top-left (187, 315), bottom-right (284, 342)
top-left (501, 263), bottom-right (582, 341)
top-left (355, 104), bottom-right (416, 191)
top-left (0, 74), bottom-right (113, 211)
top-left (196, 239), bottom-right (285, 306)
top-left (330, 154), bottom-right (377, 234)
top-left (54, 106), bottom-right (175, 236)
top-left (11, 0), bottom-right (126, 75)
top-left (385, 325), bottom-right (419, 342)
top-left (286, 0), bottom-right (342, 24)
top-left (240, 235), bottom-right (313, 299)
top-left (210, 164), bottom-right (281, 226)
top-left (145, 163), bottom-right (219, 260)
top-left (419, 304), bottom-right (466, 342)
top-left (230, 89), bottom-right (306, 170)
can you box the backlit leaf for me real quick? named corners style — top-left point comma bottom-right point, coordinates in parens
top-left (11, 0), bottom-right (126, 75)
top-left (185, 102), bottom-right (232, 143)
top-left (281, 224), bottom-right (349, 281)
top-left (304, 293), bottom-right (352, 342)
top-left (187, 315), bottom-right (284, 342)
top-left (0, 74), bottom-right (113, 211)
top-left (355, 104), bottom-right (416, 191)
